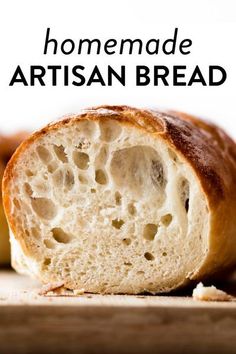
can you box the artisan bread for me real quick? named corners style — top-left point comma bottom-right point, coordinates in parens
top-left (3, 106), bottom-right (236, 293)
top-left (0, 132), bottom-right (28, 264)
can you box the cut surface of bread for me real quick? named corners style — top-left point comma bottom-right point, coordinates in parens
top-left (3, 106), bottom-right (236, 293)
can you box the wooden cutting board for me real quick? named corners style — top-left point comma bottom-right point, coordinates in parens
top-left (0, 270), bottom-right (236, 354)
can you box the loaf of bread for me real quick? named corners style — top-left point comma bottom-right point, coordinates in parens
top-left (3, 106), bottom-right (236, 293)
top-left (0, 132), bottom-right (28, 264)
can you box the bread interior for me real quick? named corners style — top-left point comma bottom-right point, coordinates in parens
top-left (9, 117), bottom-right (209, 293)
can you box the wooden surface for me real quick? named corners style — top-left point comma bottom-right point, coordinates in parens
top-left (0, 271), bottom-right (236, 354)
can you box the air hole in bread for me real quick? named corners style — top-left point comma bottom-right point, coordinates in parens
top-left (185, 199), bottom-right (189, 213)
top-left (64, 168), bottom-right (75, 191)
top-left (124, 262), bottom-right (132, 266)
top-left (122, 238), bottom-right (131, 246)
top-left (95, 169), bottom-right (107, 185)
top-left (13, 198), bottom-right (21, 208)
top-left (144, 252), bottom-right (155, 261)
top-left (179, 178), bottom-right (190, 213)
top-left (143, 224), bottom-right (158, 241)
top-left (96, 146), bottom-right (109, 165)
top-left (110, 146), bottom-right (165, 197)
top-left (79, 174), bottom-right (88, 184)
top-left (47, 161), bottom-right (58, 173)
top-left (73, 151), bottom-right (89, 170)
top-left (43, 258), bottom-right (51, 266)
top-left (151, 160), bottom-right (166, 189)
top-left (115, 191), bottom-right (122, 205)
top-left (99, 120), bottom-right (122, 142)
top-left (137, 270), bottom-right (145, 275)
top-left (112, 218), bottom-right (124, 229)
top-left (162, 252), bottom-right (167, 257)
top-left (26, 169), bottom-right (34, 177)
top-left (79, 272), bottom-right (86, 277)
top-left (53, 145), bottom-right (68, 163)
top-left (52, 169), bottom-right (63, 188)
top-left (51, 227), bottom-right (72, 244)
top-left (91, 188), bottom-right (96, 193)
top-left (36, 146), bottom-right (52, 164)
top-left (24, 183), bottom-right (33, 197)
top-left (79, 120), bottom-right (96, 137)
top-left (44, 239), bottom-right (55, 249)
top-left (161, 214), bottom-right (173, 227)
top-left (31, 198), bottom-right (57, 220)
top-left (128, 203), bottom-right (136, 216)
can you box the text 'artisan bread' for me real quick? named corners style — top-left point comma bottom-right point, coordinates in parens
top-left (3, 106), bottom-right (236, 293)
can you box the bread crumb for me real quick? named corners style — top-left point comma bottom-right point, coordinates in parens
top-left (39, 282), bottom-right (85, 297)
top-left (73, 288), bottom-right (85, 295)
top-left (193, 282), bottom-right (232, 301)
top-left (45, 287), bottom-right (85, 296)
top-left (38, 281), bottom-right (64, 295)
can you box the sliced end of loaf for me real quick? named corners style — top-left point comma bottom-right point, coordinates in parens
top-left (4, 113), bottom-right (209, 293)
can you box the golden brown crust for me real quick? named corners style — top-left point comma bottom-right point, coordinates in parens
top-left (0, 132), bottom-right (28, 196)
top-left (0, 131), bottom-right (28, 264)
top-left (2, 106), bottom-right (236, 280)
top-left (167, 110), bottom-right (236, 203)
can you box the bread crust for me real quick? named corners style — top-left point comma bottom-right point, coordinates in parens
top-left (0, 132), bottom-right (28, 196)
top-left (0, 132), bottom-right (28, 264)
top-left (2, 106), bottom-right (236, 284)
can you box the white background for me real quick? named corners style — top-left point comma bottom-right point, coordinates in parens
top-left (0, 0), bottom-right (236, 138)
